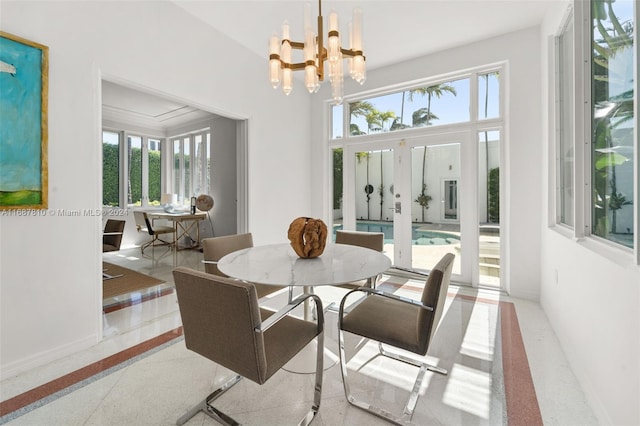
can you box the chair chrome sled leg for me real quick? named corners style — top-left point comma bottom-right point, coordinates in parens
top-left (336, 253), bottom-right (455, 425)
top-left (176, 374), bottom-right (241, 426)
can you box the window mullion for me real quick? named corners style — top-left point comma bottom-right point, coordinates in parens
top-left (141, 137), bottom-right (149, 207)
top-left (180, 139), bottom-right (185, 204)
top-left (470, 71), bottom-right (479, 125)
top-left (634, 1), bottom-right (640, 263)
top-left (574, 0), bottom-right (589, 239)
top-left (120, 131), bottom-right (127, 208)
top-left (190, 135), bottom-right (196, 199)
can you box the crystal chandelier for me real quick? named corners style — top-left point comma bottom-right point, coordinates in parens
top-left (268, 0), bottom-right (366, 105)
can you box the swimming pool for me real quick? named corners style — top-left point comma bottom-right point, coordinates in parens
top-left (334, 221), bottom-right (460, 246)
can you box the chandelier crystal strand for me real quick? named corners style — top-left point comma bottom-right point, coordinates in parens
top-left (351, 8), bottom-right (366, 84)
top-left (327, 11), bottom-right (340, 64)
top-left (281, 20), bottom-right (293, 96)
top-left (269, 34), bottom-right (281, 89)
top-left (331, 52), bottom-right (344, 104)
top-left (303, 3), bottom-right (318, 93)
top-left (268, 0), bottom-right (365, 105)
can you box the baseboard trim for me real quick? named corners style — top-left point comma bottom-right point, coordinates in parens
top-left (0, 334), bottom-right (98, 381)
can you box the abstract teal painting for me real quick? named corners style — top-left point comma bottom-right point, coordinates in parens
top-left (0, 32), bottom-right (48, 209)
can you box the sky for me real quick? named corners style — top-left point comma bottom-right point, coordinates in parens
top-left (332, 72), bottom-right (500, 139)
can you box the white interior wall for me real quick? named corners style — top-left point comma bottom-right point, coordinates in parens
top-left (209, 116), bottom-right (238, 237)
top-left (0, 0), bottom-right (311, 378)
top-left (311, 26), bottom-right (543, 300)
top-left (539, 2), bottom-right (640, 425)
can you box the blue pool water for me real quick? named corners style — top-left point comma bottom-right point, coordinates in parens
top-left (335, 221), bottom-right (460, 246)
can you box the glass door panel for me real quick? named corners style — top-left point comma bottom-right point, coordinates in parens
top-left (353, 149), bottom-right (396, 264)
top-left (341, 131), bottom-right (480, 287)
top-left (478, 130), bottom-right (501, 287)
top-left (409, 143), bottom-right (461, 275)
top-left (331, 147), bottom-right (344, 235)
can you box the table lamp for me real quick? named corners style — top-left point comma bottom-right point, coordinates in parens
top-left (161, 193), bottom-right (178, 213)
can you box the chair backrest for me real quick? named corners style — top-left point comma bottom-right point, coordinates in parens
top-left (173, 267), bottom-right (267, 383)
top-left (202, 233), bottom-right (254, 276)
top-left (133, 211), bottom-right (153, 235)
top-left (103, 219), bottom-right (125, 251)
top-left (335, 230), bottom-right (384, 252)
top-left (418, 253), bottom-right (455, 353)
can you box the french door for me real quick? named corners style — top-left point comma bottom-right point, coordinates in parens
top-left (342, 130), bottom-right (500, 288)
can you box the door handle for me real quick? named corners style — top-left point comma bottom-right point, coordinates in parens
top-left (388, 202), bottom-right (401, 214)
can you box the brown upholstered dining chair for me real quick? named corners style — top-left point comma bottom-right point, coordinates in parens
top-left (337, 252), bottom-right (455, 425)
top-left (334, 230), bottom-right (385, 289)
top-left (102, 219), bottom-right (125, 252)
top-left (133, 211), bottom-right (174, 253)
top-left (172, 267), bottom-right (324, 426)
top-left (201, 233), bottom-right (285, 299)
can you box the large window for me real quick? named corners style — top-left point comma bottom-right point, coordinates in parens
top-left (556, 12), bottom-right (575, 227)
top-left (102, 130), bottom-right (163, 207)
top-left (103, 128), bottom-right (210, 208)
top-left (102, 131), bottom-right (119, 207)
top-left (170, 131), bottom-right (210, 205)
top-left (555, 0), bottom-right (636, 252)
top-left (332, 77), bottom-right (471, 139)
top-left (331, 66), bottom-right (503, 287)
top-left (590, 0), bottom-right (635, 248)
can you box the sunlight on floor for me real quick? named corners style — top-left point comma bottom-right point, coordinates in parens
top-left (443, 363), bottom-right (493, 419)
top-left (460, 302), bottom-right (497, 362)
top-left (347, 340), bottom-right (439, 393)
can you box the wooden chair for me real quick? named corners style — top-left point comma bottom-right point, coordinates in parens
top-left (173, 267), bottom-right (324, 426)
top-left (337, 253), bottom-right (455, 424)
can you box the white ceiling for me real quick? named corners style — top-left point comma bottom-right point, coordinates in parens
top-left (173, 0), bottom-right (557, 71)
top-left (104, 0), bottom-right (557, 129)
top-left (102, 80), bottom-right (216, 132)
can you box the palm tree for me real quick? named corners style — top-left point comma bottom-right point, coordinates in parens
top-left (397, 87), bottom-right (436, 128)
top-left (379, 111), bottom-right (397, 132)
top-left (350, 100), bottom-right (374, 118)
top-left (350, 123), bottom-right (366, 135)
top-left (412, 108), bottom-right (438, 127)
top-left (414, 83), bottom-right (458, 125)
top-left (410, 83), bottom-right (458, 222)
top-left (365, 111), bottom-right (383, 134)
top-left (390, 117), bottom-right (410, 131)
top-left (350, 101), bottom-right (374, 136)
